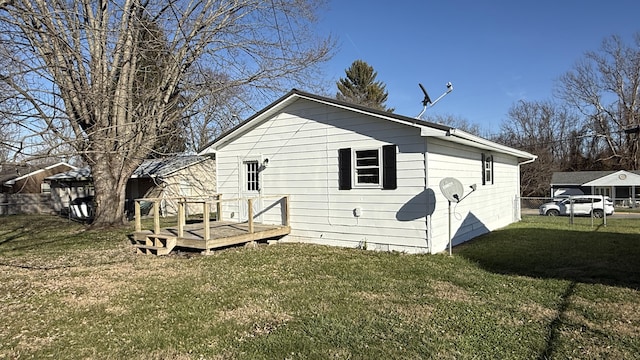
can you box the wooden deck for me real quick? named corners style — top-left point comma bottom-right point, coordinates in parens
top-left (132, 195), bottom-right (290, 255)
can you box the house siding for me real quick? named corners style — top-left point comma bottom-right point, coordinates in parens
top-left (207, 91), bottom-right (533, 254)
top-left (0, 193), bottom-right (55, 215)
top-left (156, 159), bottom-right (217, 215)
top-left (215, 98), bottom-right (431, 252)
top-left (50, 181), bottom-right (95, 212)
top-left (122, 159), bottom-right (217, 216)
top-left (426, 138), bottom-right (521, 252)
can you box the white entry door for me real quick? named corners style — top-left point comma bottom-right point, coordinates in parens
top-left (238, 156), bottom-right (264, 223)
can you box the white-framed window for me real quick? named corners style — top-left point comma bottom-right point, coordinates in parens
top-left (245, 160), bottom-right (260, 191)
top-left (482, 153), bottom-right (493, 185)
top-left (354, 148), bottom-right (381, 187)
top-left (338, 145), bottom-right (397, 190)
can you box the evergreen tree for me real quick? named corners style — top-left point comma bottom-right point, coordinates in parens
top-left (336, 60), bottom-right (394, 112)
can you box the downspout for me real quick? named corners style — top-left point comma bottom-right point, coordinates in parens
top-left (517, 158), bottom-right (536, 221)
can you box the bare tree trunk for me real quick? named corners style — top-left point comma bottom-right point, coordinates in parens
top-left (92, 162), bottom-right (127, 226)
top-left (0, 0), bottom-right (334, 227)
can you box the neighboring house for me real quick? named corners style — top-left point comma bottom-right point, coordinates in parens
top-left (46, 155), bottom-right (216, 216)
top-left (1, 162), bottom-right (77, 194)
top-left (551, 170), bottom-right (640, 207)
top-left (0, 162), bottom-right (77, 215)
top-left (199, 89), bottom-right (536, 254)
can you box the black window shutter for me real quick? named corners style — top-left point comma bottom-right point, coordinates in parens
top-left (481, 153), bottom-right (486, 185)
top-left (338, 148), bottom-right (351, 190)
top-left (490, 155), bottom-right (494, 184)
top-left (382, 145), bottom-right (397, 190)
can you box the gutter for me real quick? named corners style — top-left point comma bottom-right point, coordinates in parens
top-left (518, 157), bottom-right (537, 165)
top-left (441, 128), bottom-right (537, 161)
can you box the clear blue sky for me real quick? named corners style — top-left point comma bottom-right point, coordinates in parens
top-left (318, 0), bottom-right (640, 134)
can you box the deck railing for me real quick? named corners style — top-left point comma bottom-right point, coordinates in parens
top-left (134, 194), bottom-right (290, 241)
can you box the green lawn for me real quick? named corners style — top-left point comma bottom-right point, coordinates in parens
top-left (0, 215), bottom-right (638, 359)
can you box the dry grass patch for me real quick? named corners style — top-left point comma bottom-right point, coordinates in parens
top-left (430, 280), bottom-right (477, 303)
top-left (608, 302), bottom-right (640, 337)
top-left (218, 303), bottom-right (292, 326)
top-left (354, 290), bottom-right (391, 302)
top-left (61, 272), bottom-right (129, 310)
top-left (393, 303), bottom-right (435, 323)
top-left (517, 302), bottom-right (559, 324)
top-left (570, 295), bottom-right (640, 338)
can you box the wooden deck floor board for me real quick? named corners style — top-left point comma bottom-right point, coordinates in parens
top-left (133, 195), bottom-right (291, 255)
top-left (133, 220), bottom-right (290, 253)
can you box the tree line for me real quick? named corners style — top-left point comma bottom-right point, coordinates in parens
top-left (496, 34), bottom-right (640, 196)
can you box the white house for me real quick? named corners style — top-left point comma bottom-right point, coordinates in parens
top-left (551, 170), bottom-right (640, 207)
top-left (199, 90), bottom-right (536, 254)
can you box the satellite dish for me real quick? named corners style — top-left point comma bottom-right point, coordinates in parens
top-left (419, 83), bottom-right (432, 106)
top-left (439, 177), bottom-right (464, 203)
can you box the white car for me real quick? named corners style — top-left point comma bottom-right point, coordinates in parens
top-left (539, 195), bottom-right (614, 218)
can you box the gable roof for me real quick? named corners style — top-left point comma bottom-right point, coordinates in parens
top-left (198, 89), bottom-right (536, 162)
top-left (45, 167), bottom-right (93, 181)
top-left (131, 155), bottom-right (210, 178)
top-left (583, 170), bottom-right (640, 186)
top-left (46, 156), bottom-right (210, 182)
top-left (2, 162), bottom-right (77, 186)
top-left (551, 170), bottom-right (640, 186)
top-left (0, 163), bottom-right (31, 184)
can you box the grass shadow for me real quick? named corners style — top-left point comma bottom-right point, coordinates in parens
top-left (455, 219), bottom-right (640, 290)
top-left (0, 215), bottom-right (82, 249)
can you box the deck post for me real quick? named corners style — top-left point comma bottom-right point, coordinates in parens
top-left (216, 194), bottom-right (222, 221)
top-left (178, 200), bottom-right (185, 238)
top-left (153, 200), bottom-right (160, 235)
top-left (181, 197), bottom-right (187, 225)
top-left (203, 202), bottom-right (210, 241)
top-left (248, 198), bottom-right (254, 233)
top-left (284, 195), bottom-right (290, 226)
top-left (135, 200), bottom-right (141, 232)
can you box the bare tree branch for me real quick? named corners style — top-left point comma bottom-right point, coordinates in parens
top-left (557, 33), bottom-right (640, 169)
top-left (0, 0), bottom-right (334, 226)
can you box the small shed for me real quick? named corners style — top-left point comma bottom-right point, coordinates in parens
top-left (199, 89), bottom-right (536, 254)
top-left (550, 170), bottom-right (640, 207)
top-left (127, 155), bottom-right (217, 215)
top-left (47, 155), bottom-right (216, 216)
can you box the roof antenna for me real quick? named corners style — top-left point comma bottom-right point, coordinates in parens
top-left (416, 82), bottom-right (453, 119)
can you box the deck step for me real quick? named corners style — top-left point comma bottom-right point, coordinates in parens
top-left (133, 233), bottom-right (177, 256)
top-left (135, 244), bottom-right (174, 256)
